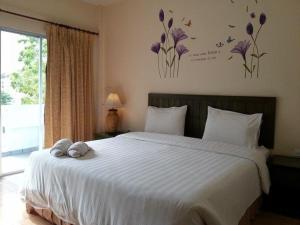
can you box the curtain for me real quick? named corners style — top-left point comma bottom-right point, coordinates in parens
top-left (44, 24), bottom-right (94, 148)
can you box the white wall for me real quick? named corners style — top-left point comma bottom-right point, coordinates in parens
top-left (0, 0), bottom-right (100, 33)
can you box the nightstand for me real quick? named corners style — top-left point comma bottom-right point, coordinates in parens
top-left (94, 131), bottom-right (129, 140)
top-left (266, 155), bottom-right (300, 218)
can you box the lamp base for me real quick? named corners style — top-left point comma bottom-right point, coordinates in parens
top-left (105, 109), bottom-right (119, 133)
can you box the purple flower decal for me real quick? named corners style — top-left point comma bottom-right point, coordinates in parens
top-left (228, 6), bottom-right (268, 78)
top-left (161, 33), bottom-right (166, 44)
top-left (176, 45), bottom-right (189, 59)
top-left (260, 13), bottom-right (267, 25)
top-left (151, 42), bottom-right (161, 54)
top-left (168, 18), bottom-right (173, 29)
top-left (151, 9), bottom-right (190, 78)
top-left (159, 9), bottom-right (164, 22)
top-left (246, 23), bottom-right (254, 35)
top-left (171, 28), bottom-right (188, 47)
top-left (231, 40), bottom-right (251, 60)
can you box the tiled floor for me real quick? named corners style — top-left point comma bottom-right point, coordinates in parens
top-left (0, 173), bottom-right (52, 225)
top-left (0, 173), bottom-right (300, 225)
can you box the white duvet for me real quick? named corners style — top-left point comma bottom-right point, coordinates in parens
top-left (21, 132), bottom-right (270, 225)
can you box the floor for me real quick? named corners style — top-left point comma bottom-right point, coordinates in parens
top-left (0, 173), bottom-right (52, 225)
top-left (0, 174), bottom-right (300, 225)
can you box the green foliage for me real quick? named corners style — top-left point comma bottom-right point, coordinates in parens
top-left (10, 36), bottom-right (47, 104)
top-left (0, 91), bottom-right (13, 105)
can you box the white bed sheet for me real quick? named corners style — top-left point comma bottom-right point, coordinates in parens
top-left (21, 132), bottom-right (270, 225)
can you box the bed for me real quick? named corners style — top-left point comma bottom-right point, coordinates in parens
top-left (23, 93), bottom-right (276, 225)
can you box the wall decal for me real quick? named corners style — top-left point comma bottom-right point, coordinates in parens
top-left (151, 9), bottom-right (191, 78)
top-left (228, 0), bottom-right (268, 78)
top-left (216, 42), bottom-right (224, 48)
top-left (227, 36), bottom-right (235, 44)
top-left (189, 50), bottom-right (221, 62)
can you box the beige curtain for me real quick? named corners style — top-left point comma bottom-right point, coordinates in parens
top-left (44, 24), bottom-right (94, 148)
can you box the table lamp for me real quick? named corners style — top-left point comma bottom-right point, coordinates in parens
top-left (105, 93), bottom-right (122, 133)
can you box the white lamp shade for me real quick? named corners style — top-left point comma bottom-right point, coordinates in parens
top-left (105, 93), bottom-right (122, 109)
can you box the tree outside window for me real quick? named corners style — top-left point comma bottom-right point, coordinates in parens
top-left (9, 37), bottom-right (47, 104)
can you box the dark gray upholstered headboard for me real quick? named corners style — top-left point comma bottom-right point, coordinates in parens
top-left (148, 93), bottom-right (276, 149)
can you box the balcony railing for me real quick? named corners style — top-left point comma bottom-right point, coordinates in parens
top-left (1, 104), bottom-right (43, 157)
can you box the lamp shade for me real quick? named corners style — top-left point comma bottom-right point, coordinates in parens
top-left (105, 93), bottom-right (122, 109)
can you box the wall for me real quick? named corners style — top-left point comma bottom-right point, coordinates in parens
top-left (0, 0), bottom-right (100, 33)
top-left (0, 0), bottom-right (104, 133)
top-left (103, 0), bottom-right (300, 154)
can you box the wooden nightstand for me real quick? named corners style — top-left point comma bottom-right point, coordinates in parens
top-left (94, 131), bottom-right (129, 140)
top-left (266, 155), bottom-right (300, 218)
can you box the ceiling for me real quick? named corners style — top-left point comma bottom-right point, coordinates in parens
top-left (81, 0), bottom-right (123, 6)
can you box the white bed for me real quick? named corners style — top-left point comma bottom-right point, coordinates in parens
top-left (22, 132), bottom-right (270, 225)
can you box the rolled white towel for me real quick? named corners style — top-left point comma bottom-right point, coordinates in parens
top-left (67, 141), bottom-right (90, 158)
top-left (50, 139), bottom-right (73, 157)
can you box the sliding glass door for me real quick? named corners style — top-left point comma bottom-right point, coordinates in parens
top-left (0, 29), bottom-right (47, 176)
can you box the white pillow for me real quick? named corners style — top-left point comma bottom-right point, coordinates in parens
top-left (145, 106), bottom-right (187, 136)
top-left (203, 107), bottom-right (262, 148)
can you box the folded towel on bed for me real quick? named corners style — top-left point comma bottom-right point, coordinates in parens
top-left (50, 139), bottom-right (73, 157)
top-left (67, 141), bottom-right (90, 158)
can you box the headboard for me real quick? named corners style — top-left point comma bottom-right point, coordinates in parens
top-left (148, 93), bottom-right (276, 149)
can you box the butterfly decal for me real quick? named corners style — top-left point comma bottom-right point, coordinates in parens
top-left (185, 20), bottom-right (192, 27)
top-left (216, 42), bottom-right (224, 48)
top-left (227, 36), bottom-right (235, 43)
top-left (250, 12), bottom-right (256, 18)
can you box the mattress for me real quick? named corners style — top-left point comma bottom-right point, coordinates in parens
top-left (21, 132), bottom-right (270, 225)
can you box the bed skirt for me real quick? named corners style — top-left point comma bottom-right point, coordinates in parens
top-left (26, 196), bottom-right (262, 225)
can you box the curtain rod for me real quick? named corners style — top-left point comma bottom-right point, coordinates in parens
top-left (0, 8), bottom-right (99, 36)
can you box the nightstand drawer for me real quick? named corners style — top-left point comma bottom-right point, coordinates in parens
top-left (267, 155), bottom-right (300, 218)
top-left (270, 166), bottom-right (300, 189)
top-left (268, 186), bottom-right (300, 218)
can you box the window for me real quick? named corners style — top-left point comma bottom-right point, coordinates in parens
top-left (0, 29), bottom-right (47, 176)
